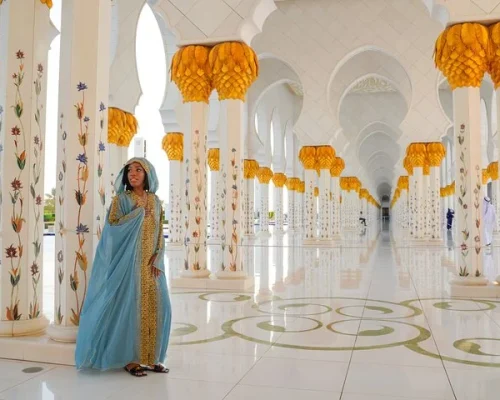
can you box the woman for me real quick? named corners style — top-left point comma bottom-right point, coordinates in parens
top-left (75, 158), bottom-right (171, 377)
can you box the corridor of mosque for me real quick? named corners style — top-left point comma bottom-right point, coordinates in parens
top-left (0, 227), bottom-right (500, 399)
top-left (5, 0), bottom-right (500, 398)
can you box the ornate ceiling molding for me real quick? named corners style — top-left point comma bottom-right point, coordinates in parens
top-left (350, 77), bottom-right (397, 94)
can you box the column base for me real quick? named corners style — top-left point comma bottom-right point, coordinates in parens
top-left (302, 238), bottom-right (319, 246)
top-left (166, 242), bottom-right (183, 250)
top-left (411, 238), bottom-right (444, 247)
top-left (180, 269), bottom-right (211, 278)
top-left (206, 238), bottom-right (222, 245)
top-left (316, 239), bottom-right (336, 247)
top-left (449, 278), bottom-right (500, 298)
top-left (0, 315), bottom-right (49, 337)
top-left (0, 334), bottom-right (76, 365)
top-left (47, 322), bottom-right (78, 343)
top-left (171, 274), bottom-right (254, 290)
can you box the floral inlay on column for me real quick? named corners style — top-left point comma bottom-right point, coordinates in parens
top-left (187, 130), bottom-right (204, 271)
top-left (316, 145), bottom-right (335, 240)
top-left (56, 113), bottom-right (66, 325)
top-left (207, 148), bottom-right (221, 240)
top-left (256, 166), bottom-right (273, 234)
top-left (243, 159), bottom-right (259, 235)
top-left (272, 172), bottom-right (287, 232)
top-left (163, 132), bottom-right (184, 244)
top-left (70, 82), bottom-right (91, 326)
top-left (96, 102), bottom-right (106, 239)
top-left (5, 50), bottom-right (27, 321)
top-left (299, 146), bottom-right (317, 241)
top-left (227, 148), bottom-right (239, 271)
top-left (29, 62), bottom-right (45, 319)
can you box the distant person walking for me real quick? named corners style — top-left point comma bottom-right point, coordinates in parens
top-left (483, 197), bottom-right (497, 246)
top-left (446, 208), bottom-right (454, 230)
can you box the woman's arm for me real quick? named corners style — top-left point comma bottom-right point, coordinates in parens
top-left (108, 194), bottom-right (144, 226)
top-left (150, 203), bottom-right (165, 277)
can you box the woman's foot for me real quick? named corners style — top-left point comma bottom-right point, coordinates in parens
top-left (124, 363), bottom-right (147, 377)
top-left (145, 364), bottom-right (169, 373)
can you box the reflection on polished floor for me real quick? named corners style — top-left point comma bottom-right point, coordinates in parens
top-left (2, 223), bottom-right (500, 399)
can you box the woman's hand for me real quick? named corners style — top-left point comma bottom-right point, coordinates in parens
top-left (148, 254), bottom-right (161, 278)
top-left (151, 265), bottom-right (161, 278)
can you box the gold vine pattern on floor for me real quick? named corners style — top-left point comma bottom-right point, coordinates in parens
top-left (170, 291), bottom-right (500, 368)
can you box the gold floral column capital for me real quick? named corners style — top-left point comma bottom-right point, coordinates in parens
top-left (403, 156), bottom-right (413, 176)
top-left (286, 177), bottom-right (300, 191)
top-left (434, 23), bottom-right (490, 89)
top-left (426, 142), bottom-right (446, 167)
top-left (162, 132), bottom-right (184, 161)
top-left (489, 23), bottom-right (500, 88)
top-left (315, 145), bottom-right (336, 170)
top-left (407, 143), bottom-right (427, 168)
top-left (482, 168), bottom-right (490, 185)
top-left (171, 45), bottom-right (212, 103)
top-left (314, 187), bottom-right (319, 197)
top-left (330, 157), bottom-right (345, 177)
top-left (243, 159), bottom-right (259, 179)
top-left (108, 107), bottom-right (138, 147)
top-left (488, 161), bottom-right (499, 181)
top-left (299, 146), bottom-right (317, 170)
top-left (272, 173), bottom-right (287, 188)
top-left (257, 167), bottom-right (273, 184)
top-left (209, 42), bottom-right (258, 101)
top-left (207, 148), bottom-right (220, 171)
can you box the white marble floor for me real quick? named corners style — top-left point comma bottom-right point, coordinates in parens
top-left (2, 223), bottom-right (500, 399)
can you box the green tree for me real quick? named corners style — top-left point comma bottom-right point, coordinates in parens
top-left (44, 188), bottom-right (56, 222)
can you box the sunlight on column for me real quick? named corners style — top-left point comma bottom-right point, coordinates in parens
top-left (42, 0), bottom-right (62, 321)
top-left (132, 4), bottom-right (169, 203)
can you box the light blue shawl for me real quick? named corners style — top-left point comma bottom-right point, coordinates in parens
top-left (75, 158), bottom-right (171, 370)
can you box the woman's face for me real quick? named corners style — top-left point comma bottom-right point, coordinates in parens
top-left (127, 162), bottom-right (146, 190)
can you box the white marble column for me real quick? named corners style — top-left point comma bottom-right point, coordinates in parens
top-left (295, 180), bottom-right (304, 230)
top-left (451, 88), bottom-right (485, 282)
top-left (316, 146), bottom-right (335, 242)
top-left (427, 142), bottom-right (445, 242)
top-left (423, 168), bottom-right (431, 238)
top-left (331, 175), bottom-right (341, 239)
top-left (405, 158), bottom-right (415, 238)
top-left (318, 170), bottom-right (332, 241)
top-left (207, 148), bottom-right (222, 244)
top-left (299, 146), bottom-right (317, 243)
top-left (408, 144), bottom-right (426, 241)
top-left (0, 0), bottom-right (55, 335)
top-left (243, 160), bottom-right (258, 237)
top-left (257, 167), bottom-right (272, 238)
top-left (170, 45), bottom-right (213, 280)
top-left (179, 104), bottom-right (209, 277)
top-left (285, 178), bottom-right (297, 232)
top-left (163, 132), bottom-right (184, 248)
top-left (272, 173), bottom-right (287, 234)
top-left (215, 100), bottom-right (247, 278)
top-left (49, 0), bottom-right (111, 342)
top-left (303, 170), bottom-right (317, 243)
top-left (208, 41), bottom-right (257, 281)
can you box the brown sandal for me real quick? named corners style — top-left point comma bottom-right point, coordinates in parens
top-left (145, 364), bottom-right (169, 373)
top-left (124, 364), bottom-right (147, 377)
